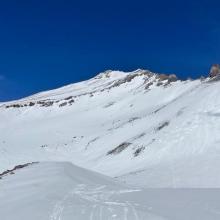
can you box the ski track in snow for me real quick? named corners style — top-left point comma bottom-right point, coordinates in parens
top-left (50, 183), bottom-right (143, 220)
top-left (2, 162), bottom-right (220, 220)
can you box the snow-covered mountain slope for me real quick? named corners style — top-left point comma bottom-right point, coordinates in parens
top-left (0, 162), bottom-right (158, 220)
top-left (1, 69), bottom-right (220, 187)
top-left (1, 162), bottom-right (220, 220)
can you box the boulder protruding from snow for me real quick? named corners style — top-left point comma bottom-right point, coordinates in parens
top-left (209, 64), bottom-right (220, 78)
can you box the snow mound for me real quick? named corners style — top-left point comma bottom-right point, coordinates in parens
top-left (1, 162), bottom-right (220, 220)
top-left (0, 162), bottom-right (161, 220)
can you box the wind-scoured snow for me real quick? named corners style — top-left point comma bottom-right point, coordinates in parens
top-left (0, 69), bottom-right (220, 187)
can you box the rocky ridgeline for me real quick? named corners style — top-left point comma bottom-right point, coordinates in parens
top-left (0, 162), bottom-right (37, 179)
top-left (4, 65), bottom-right (220, 110)
top-left (2, 70), bottom-right (180, 109)
top-left (4, 96), bottom-right (75, 109)
top-left (144, 73), bottom-right (178, 89)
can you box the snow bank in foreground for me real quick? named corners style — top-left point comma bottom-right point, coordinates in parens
top-left (1, 162), bottom-right (220, 220)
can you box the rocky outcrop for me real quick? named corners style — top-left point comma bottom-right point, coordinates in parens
top-left (134, 146), bottom-right (145, 157)
top-left (156, 121), bottom-right (169, 131)
top-left (157, 74), bottom-right (178, 82)
top-left (107, 142), bottom-right (131, 155)
top-left (209, 64), bottom-right (220, 78)
top-left (0, 162), bottom-right (37, 179)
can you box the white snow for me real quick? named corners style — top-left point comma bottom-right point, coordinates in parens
top-left (0, 162), bottom-right (162, 220)
top-left (1, 69), bottom-right (220, 219)
top-left (0, 70), bottom-right (219, 188)
top-left (1, 162), bottom-right (220, 220)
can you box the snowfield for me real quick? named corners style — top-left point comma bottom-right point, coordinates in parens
top-left (1, 162), bottom-right (220, 220)
top-left (1, 69), bottom-right (220, 187)
top-left (1, 69), bottom-right (220, 219)
top-left (0, 162), bottom-right (161, 220)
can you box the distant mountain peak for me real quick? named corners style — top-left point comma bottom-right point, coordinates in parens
top-left (94, 69), bottom-right (152, 80)
top-left (94, 70), bottom-right (126, 79)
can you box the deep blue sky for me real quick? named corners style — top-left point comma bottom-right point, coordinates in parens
top-left (1, 0), bottom-right (220, 101)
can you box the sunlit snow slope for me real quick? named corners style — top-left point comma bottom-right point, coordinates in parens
top-left (0, 162), bottom-right (160, 220)
top-left (1, 162), bottom-right (220, 220)
top-left (0, 69), bottom-right (220, 187)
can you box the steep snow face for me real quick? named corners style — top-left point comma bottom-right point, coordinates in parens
top-left (1, 162), bottom-right (220, 220)
top-left (0, 69), bottom-right (220, 187)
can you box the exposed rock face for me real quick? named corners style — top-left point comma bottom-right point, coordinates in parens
top-left (107, 142), bottom-right (131, 155)
top-left (157, 74), bottom-right (178, 82)
top-left (168, 74), bottom-right (178, 82)
top-left (0, 162), bottom-right (37, 179)
top-left (209, 64), bottom-right (220, 78)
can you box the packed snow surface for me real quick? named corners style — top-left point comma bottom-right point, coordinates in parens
top-left (0, 69), bottom-right (220, 187)
top-left (1, 162), bottom-right (220, 220)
